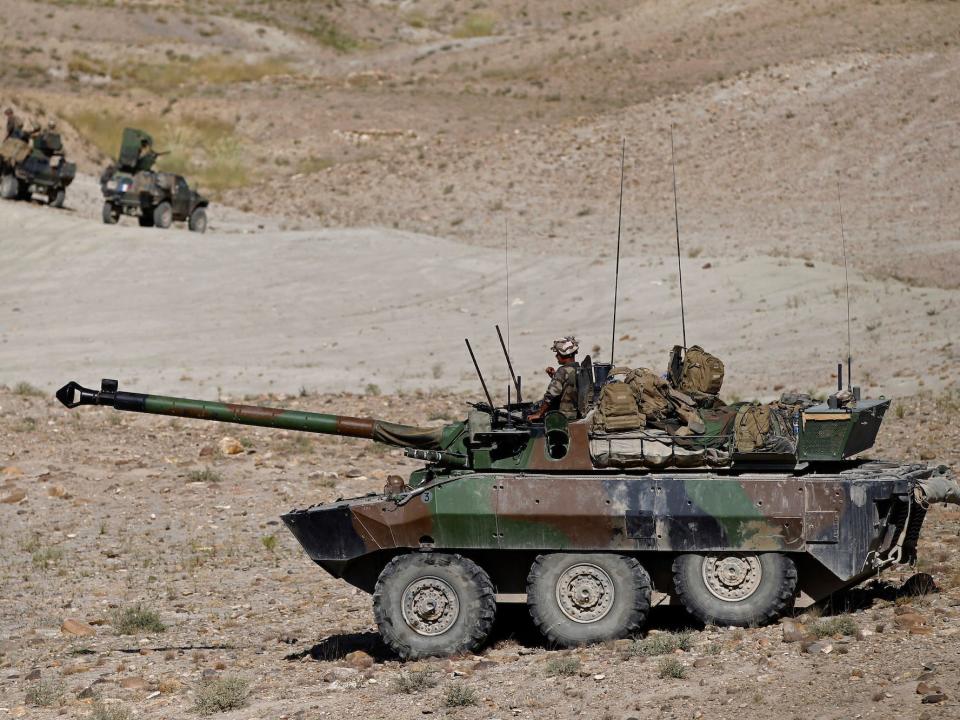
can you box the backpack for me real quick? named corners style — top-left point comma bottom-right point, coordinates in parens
top-left (619, 367), bottom-right (672, 421)
top-left (669, 345), bottom-right (725, 396)
top-left (734, 403), bottom-right (795, 454)
top-left (592, 380), bottom-right (644, 432)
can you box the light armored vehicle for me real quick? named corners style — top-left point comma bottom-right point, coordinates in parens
top-left (57, 360), bottom-right (959, 659)
top-left (0, 132), bottom-right (76, 207)
top-left (100, 128), bottom-right (208, 232)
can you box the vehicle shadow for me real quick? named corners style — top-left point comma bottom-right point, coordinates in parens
top-left (289, 576), bottom-right (938, 664)
top-left (288, 603), bottom-right (707, 664)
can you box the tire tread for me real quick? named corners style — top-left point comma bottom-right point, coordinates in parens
top-left (672, 553), bottom-right (797, 627)
top-left (527, 553), bottom-right (651, 647)
top-left (373, 553), bottom-right (495, 660)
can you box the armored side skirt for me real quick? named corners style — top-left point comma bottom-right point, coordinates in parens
top-left (282, 462), bottom-right (934, 600)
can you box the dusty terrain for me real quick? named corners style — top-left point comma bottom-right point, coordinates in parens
top-left (1, 388), bottom-right (960, 720)
top-left (2, 0), bottom-right (960, 718)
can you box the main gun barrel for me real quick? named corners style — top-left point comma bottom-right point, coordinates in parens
top-left (56, 379), bottom-right (445, 450)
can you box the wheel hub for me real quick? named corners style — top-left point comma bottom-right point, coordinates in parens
top-left (701, 555), bottom-right (763, 602)
top-left (401, 576), bottom-right (459, 636)
top-left (555, 563), bottom-right (615, 623)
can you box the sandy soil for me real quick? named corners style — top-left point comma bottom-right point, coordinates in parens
top-left (2, 196), bottom-right (958, 403)
top-left (1, 388), bottom-right (959, 720)
top-left (2, 1), bottom-right (960, 718)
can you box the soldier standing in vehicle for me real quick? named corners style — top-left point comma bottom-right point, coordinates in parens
top-left (528, 336), bottom-right (580, 421)
top-left (4, 108), bottom-right (23, 140)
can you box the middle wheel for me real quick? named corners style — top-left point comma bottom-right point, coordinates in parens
top-left (527, 553), bottom-right (651, 647)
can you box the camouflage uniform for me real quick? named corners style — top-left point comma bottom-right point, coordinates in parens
top-left (544, 362), bottom-right (580, 419)
top-left (4, 110), bottom-right (23, 140)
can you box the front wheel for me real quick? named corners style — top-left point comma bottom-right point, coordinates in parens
top-left (102, 201), bottom-right (119, 225)
top-left (0, 174), bottom-right (18, 199)
top-left (373, 553), bottom-right (496, 660)
top-left (672, 553), bottom-right (797, 627)
top-left (527, 553), bottom-right (651, 647)
top-left (153, 201), bottom-right (173, 229)
top-left (188, 207), bottom-right (207, 233)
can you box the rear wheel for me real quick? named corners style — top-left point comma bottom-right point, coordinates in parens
top-left (0, 174), bottom-right (17, 199)
top-left (188, 207), bottom-right (207, 233)
top-left (672, 552), bottom-right (797, 627)
top-left (102, 202), bottom-right (119, 225)
top-left (48, 188), bottom-right (65, 208)
top-left (527, 553), bottom-right (651, 647)
top-left (373, 553), bottom-right (496, 659)
top-left (153, 201), bottom-right (173, 229)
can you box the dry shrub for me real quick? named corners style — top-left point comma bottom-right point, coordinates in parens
top-left (194, 676), bottom-right (250, 715)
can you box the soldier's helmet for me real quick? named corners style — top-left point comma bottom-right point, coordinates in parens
top-left (551, 336), bottom-right (579, 357)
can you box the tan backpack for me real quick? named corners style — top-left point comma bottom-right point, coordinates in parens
top-left (671, 345), bottom-right (725, 396)
top-left (592, 378), bottom-right (644, 432)
top-left (734, 403), bottom-right (794, 454)
top-left (619, 367), bottom-right (672, 421)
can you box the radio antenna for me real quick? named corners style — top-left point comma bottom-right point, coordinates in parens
top-left (504, 216), bottom-right (511, 355)
top-left (670, 125), bottom-right (688, 349)
top-left (610, 138), bottom-right (626, 366)
top-left (836, 179), bottom-right (852, 390)
top-left (496, 324), bottom-right (521, 403)
top-left (464, 338), bottom-right (494, 409)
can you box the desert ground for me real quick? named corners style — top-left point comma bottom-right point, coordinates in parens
top-left (2, 0), bottom-right (960, 718)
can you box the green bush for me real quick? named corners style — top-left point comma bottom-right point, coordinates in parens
top-left (811, 616), bottom-right (858, 638)
top-left (544, 655), bottom-right (580, 677)
top-left (657, 657), bottom-right (687, 679)
top-left (112, 604), bottom-right (166, 635)
top-left (627, 631), bottom-right (692, 657)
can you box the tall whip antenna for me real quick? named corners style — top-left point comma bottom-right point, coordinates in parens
top-left (610, 138), bottom-right (626, 366)
top-left (670, 125), bottom-right (688, 349)
top-left (836, 179), bottom-right (852, 390)
top-left (504, 216), bottom-right (511, 355)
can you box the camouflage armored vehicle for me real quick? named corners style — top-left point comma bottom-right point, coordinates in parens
top-left (100, 128), bottom-right (208, 232)
top-left (57, 357), bottom-right (959, 659)
top-left (0, 130), bottom-right (76, 207)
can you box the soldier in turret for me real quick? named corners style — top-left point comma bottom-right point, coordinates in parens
top-left (527, 336), bottom-right (580, 421)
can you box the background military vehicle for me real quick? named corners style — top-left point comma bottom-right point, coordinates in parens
top-left (100, 128), bottom-right (209, 232)
top-left (56, 363), bottom-right (959, 660)
top-left (0, 131), bottom-right (76, 207)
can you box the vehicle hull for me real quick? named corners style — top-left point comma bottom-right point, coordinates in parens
top-left (282, 461), bottom-right (930, 603)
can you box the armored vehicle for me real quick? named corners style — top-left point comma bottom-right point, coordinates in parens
top-left (0, 133), bottom-right (76, 207)
top-left (57, 363), bottom-right (958, 659)
top-left (100, 128), bottom-right (208, 232)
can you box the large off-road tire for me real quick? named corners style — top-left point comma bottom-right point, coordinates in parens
top-left (102, 202), bottom-right (119, 225)
top-left (188, 207), bottom-right (207, 233)
top-left (527, 553), bottom-right (651, 647)
top-left (138, 212), bottom-right (154, 228)
top-left (48, 188), bottom-right (65, 208)
top-left (672, 553), bottom-right (797, 627)
top-left (373, 553), bottom-right (496, 660)
top-left (0, 174), bottom-right (17, 199)
top-left (153, 201), bottom-right (173, 229)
